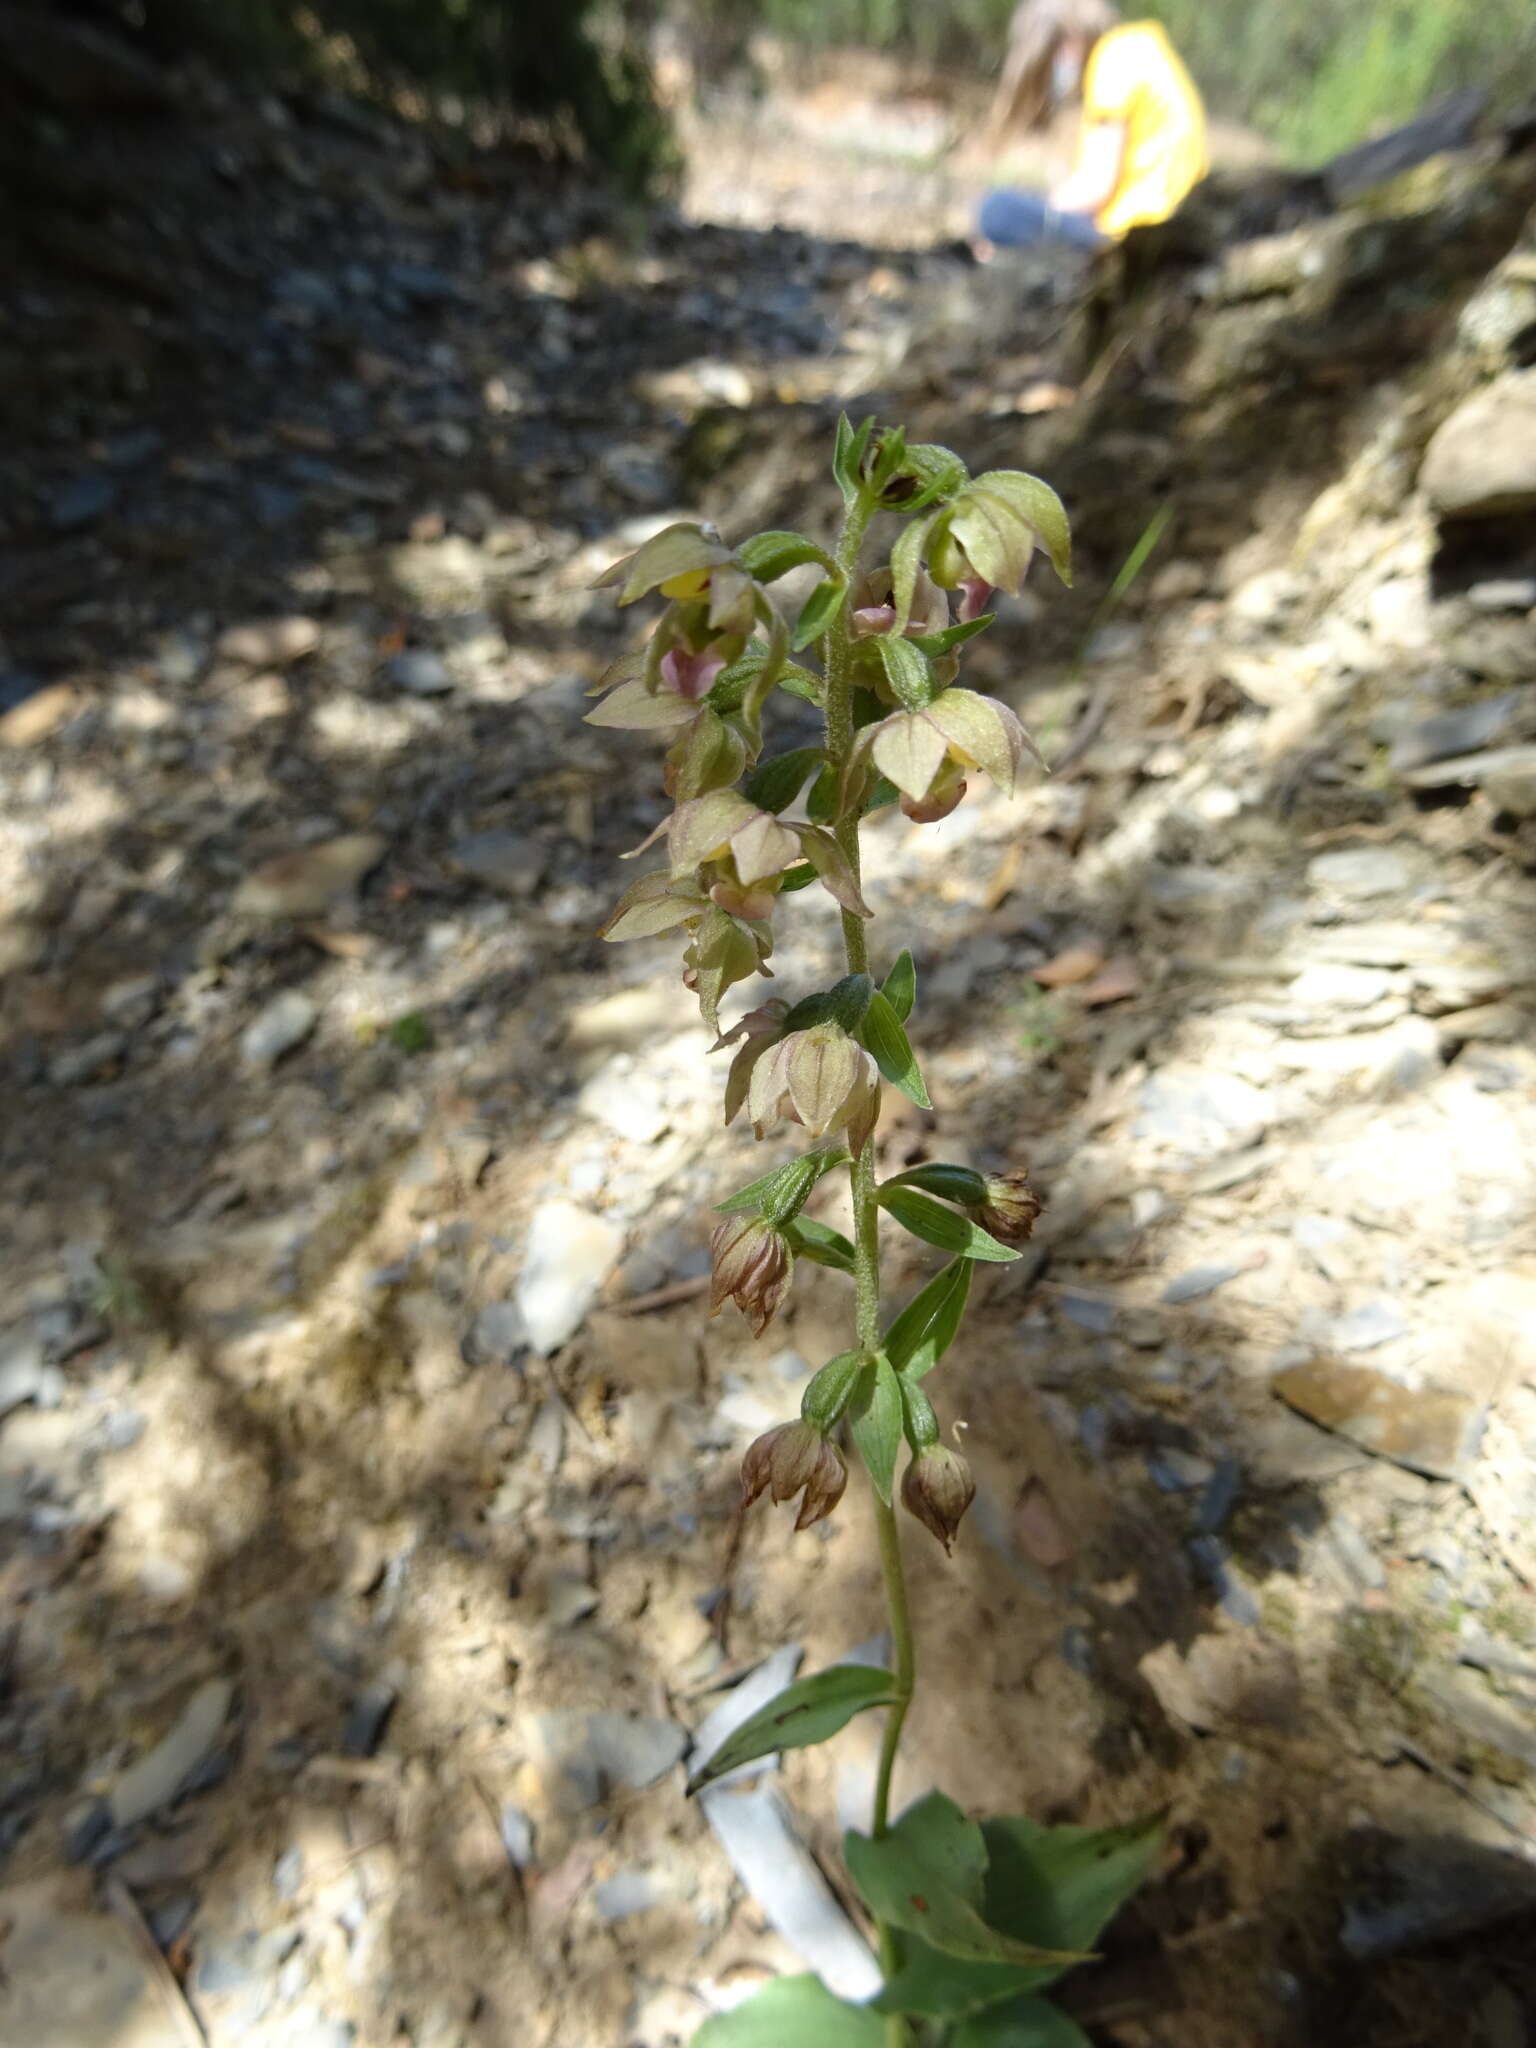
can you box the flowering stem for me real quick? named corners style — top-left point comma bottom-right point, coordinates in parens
top-left (824, 488), bottom-right (917, 2042)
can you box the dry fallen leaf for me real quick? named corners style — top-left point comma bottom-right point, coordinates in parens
top-left (1033, 944), bottom-right (1105, 988)
top-left (1079, 955), bottom-right (1142, 1006)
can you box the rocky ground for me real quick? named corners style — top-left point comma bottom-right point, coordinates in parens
top-left (4, 36), bottom-right (1536, 2048)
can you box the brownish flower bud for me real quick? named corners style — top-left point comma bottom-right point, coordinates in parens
top-left (741, 1419), bottom-right (849, 1531)
top-left (901, 757), bottom-right (967, 824)
top-left (709, 1214), bottom-right (794, 1337)
top-left (978, 1170), bottom-right (1043, 1243)
top-left (901, 1443), bottom-right (976, 1554)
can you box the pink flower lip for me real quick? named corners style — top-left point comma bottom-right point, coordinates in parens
top-left (660, 645), bottom-right (728, 701)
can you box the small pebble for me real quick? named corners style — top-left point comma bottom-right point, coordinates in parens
top-left (1162, 1264), bottom-right (1243, 1305)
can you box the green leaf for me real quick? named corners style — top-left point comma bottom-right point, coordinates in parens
top-left (716, 1149), bottom-right (849, 1225)
top-left (867, 424), bottom-right (908, 494)
top-left (980, 1814), bottom-right (1163, 1959)
top-left (910, 613), bottom-right (996, 656)
top-left (880, 1188), bottom-right (1019, 1263)
top-left (736, 530), bottom-right (836, 584)
top-left (694, 1973), bottom-right (885, 2047)
top-left (777, 663), bottom-right (826, 707)
top-left (882, 1163), bottom-right (985, 1207)
top-left (859, 990), bottom-right (931, 1108)
top-left (862, 775), bottom-right (901, 816)
top-left (793, 576), bottom-right (846, 653)
top-left (778, 862), bottom-right (819, 893)
top-left (889, 514), bottom-right (933, 634)
top-left (884, 1258), bottom-right (972, 1381)
top-left (834, 413), bottom-right (876, 509)
top-left (874, 1941), bottom-right (1059, 2022)
top-left (876, 634), bottom-right (936, 712)
top-left (806, 763), bottom-right (839, 825)
top-left (849, 1352), bottom-right (903, 1503)
top-left (687, 1666), bottom-right (898, 1794)
top-left (744, 748), bottom-right (826, 815)
top-left (785, 1216), bottom-right (857, 1273)
top-left (846, 1793), bottom-right (1081, 1971)
top-left (875, 1814), bottom-right (1160, 2022)
top-left (881, 948), bottom-right (916, 1023)
top-left (952, 1996), bottom-right (1094, 2048)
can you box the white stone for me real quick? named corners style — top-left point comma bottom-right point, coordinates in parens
top-left (515, 1199), bottom-right (623, 1353)
top-left (241, 990), bottom-right (318, 1068)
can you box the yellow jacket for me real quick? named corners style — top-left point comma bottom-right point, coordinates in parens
top-left (1080, 21), bottom-right (1207, 239)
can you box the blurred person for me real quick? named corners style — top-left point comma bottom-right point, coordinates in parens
top-left (976, 1), bottom-right (1206, 255)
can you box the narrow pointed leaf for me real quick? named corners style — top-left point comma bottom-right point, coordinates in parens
top-left (910, 614), bottom-right (996, 656)
top-left (876, 634), bottom-right (935, 712)
top-left (859, 990), bottom-right (930, 1108)
top-left (793, 576), bottom-right (847, 653)
top-left (687, 1666), bottom-right (898, 1794)
top-left (889, 514), bottom-right (934, 634)
top-left (847, 1793), bottom-right (1082, 1971)
top-left (783, 976), bottom-right (872, 1035)
top-left (745, 748), bottom-right (826, 815)
top-left (881, 948), bottom-right (916, 1022)
top-left (880, 1188), bottom-right (1019, 1263)
top-left (834, 413), bottom-right (876, 508)
top-left (736, 530), bottom-right (837, 584)
top-left (778, 861), bottom-right (819, 893)
top-left (883, 1163), bottom-right (985, 1206)
top-left (716, 1148), bottom-right (849, 1223)
top-left (785, 1216), bottom-right (857, 1273)
top-left (884, 1259), bottom-right (972, 1379)
top-left (849, 1353), bottom-right (903, 1504)
top-left (695, 1975), bottom-right (885, 2047)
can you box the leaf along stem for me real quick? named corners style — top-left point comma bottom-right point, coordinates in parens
top-left (823, 484), bottom-right (917, 2048)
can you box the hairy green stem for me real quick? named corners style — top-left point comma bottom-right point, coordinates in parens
top-left (824, 486), bottom-right (917, 2045)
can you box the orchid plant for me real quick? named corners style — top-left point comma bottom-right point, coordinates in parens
top-left (590, 420), bottom-right (1158, 2048)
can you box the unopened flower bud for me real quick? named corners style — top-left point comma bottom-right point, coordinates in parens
top-left (710, 1214), bottom-right (794, 1337)
top-left (741, 1419), bottom-right (848, 1531)
top-left (901, 1443), bottom-right (976, 1554)
top-left (978, 1170), bottom-right (1043, 1242)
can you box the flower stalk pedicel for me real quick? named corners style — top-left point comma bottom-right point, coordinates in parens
top-left (592, 419), bottom-right (1159, 2047)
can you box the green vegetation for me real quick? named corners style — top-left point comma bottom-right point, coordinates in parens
top-left (690, 0), bottom-right (1536, 165)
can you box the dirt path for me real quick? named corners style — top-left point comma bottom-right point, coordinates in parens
top-left (3, 54), bottom-right (1536, 2048)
